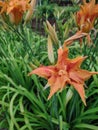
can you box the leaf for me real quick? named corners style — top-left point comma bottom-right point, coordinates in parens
top-left (74, 123), bottom-right (98, 130)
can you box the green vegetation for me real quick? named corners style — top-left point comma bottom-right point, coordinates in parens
top-left (0, 0), bottom-right (98, 130)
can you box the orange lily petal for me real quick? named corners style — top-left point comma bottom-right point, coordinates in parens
top-left (67, 56), bottom-right (87, 71)
top-left (28, 66), bottom-right (55, 79)
top-left (48, 75), bottom-right (68, 99)
top-left (56, 47), bottom-right (68, 66)
top-left (93, 5), bottom-right (98, 15)
top-left (82, 0), bottom-right (86, 5)
top-left (69, 70), bottom-right (98, 84)
top-left (69, 71), bottom-right (83, 84)
top-left (71, 82), bottom-right (86, 106)
top-left (0, 1), bottom-right (7, 14)
top-left (7, 0), bottom-right (30, 14)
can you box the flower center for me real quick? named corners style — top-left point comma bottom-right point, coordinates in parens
top-left (58, 70), bottom-right (67, 76)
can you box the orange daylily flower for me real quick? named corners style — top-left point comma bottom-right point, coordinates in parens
top-left (0, 1), bottom-right (8, 14)
top-left (76, 0), bottom-right (98, 33)
top-left (0, 0), bottom-right (31, 24)
top-left (7, 0), bottom-right (30, 24)
top-left (28, 46), bottom-right (98, 105)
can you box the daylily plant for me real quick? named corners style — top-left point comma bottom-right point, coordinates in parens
top-left (64, 0), bottom-right (98, 46)
top-left (0, 0), bottom-right (36, 25)
top-left (29, 46), bottom-right (98, 105)
top-left (7, 0), bottom-right (30, 24)
top-left (76, 0), bottom-right (98, 33)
